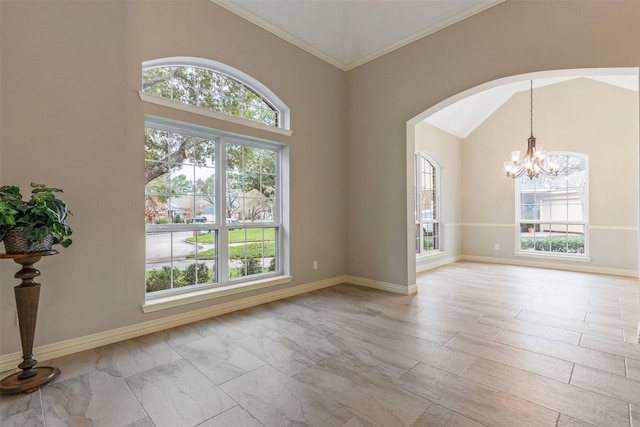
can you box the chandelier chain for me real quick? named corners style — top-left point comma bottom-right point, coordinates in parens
top-left (530, 80), bottom-right (533, 137)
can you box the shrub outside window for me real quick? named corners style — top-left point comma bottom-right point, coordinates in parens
top-left (415, 152), bottom-right (441, 254)
top-left (516, 152), bottom-right (588, 256)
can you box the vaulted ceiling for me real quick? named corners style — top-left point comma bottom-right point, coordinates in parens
top-left (214, 0), bottom-right (638, 137)
top-left (214, 0), bottom-right (504, 71)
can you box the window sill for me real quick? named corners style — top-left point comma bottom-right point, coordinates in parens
top-left (142, 275), bottom-right (293, 313)
top-left (514, 251), bottom-right (591, 263)
top-left (417, 250), bottom-right (444, 260)
top-left (139, 92), bottom-right (293, 137)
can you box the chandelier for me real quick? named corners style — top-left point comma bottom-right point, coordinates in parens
top-left (504, 80), bottom-right (559, 179)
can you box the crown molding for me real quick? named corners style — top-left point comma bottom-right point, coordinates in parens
top-left (212, 0), bottom-right (505, 72)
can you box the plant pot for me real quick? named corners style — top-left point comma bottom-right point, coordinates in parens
top-left (2, 228), bottom-right (53, 254)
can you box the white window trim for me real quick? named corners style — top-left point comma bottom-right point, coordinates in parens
top-left (142, 56), bottom-right (292, 133)
top-left (514, 249), bottom-right (592, 262)
top-left (139, 92), bottom-right (293, 137)
top-left (142, 274), bottom-right (293, 313)
top-left (514, 151), bottom-right (589, 260)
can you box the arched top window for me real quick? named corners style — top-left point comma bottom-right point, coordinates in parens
top-left (415, 152), bottom-right (441, 255)
top-left (142, 57), bottom-right (290, 130)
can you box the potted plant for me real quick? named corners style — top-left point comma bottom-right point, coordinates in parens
top-left (0, 183), bottom-right (73, 253)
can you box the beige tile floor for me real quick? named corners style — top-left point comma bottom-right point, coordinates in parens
top-left (1, 261), bottom-right (639, 426)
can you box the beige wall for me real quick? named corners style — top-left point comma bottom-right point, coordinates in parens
top-left (462, 78), bottom-right (638, 272)
top-left (347, 0), bottom-right (640, 290)
top-left (414, 122), bottom-right (463, 268)
top-left (0, 1), bottom-right (347, 355)
top-left (1, 0), bottom-right (639, 357)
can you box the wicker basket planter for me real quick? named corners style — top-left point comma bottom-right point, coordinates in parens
top-left (2, 228), bottom-right (54, 254)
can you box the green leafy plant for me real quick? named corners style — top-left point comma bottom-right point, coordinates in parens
top-left (0, 183), bottom-right (73, 251)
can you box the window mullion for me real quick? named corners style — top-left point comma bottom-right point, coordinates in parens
top-left (218, 138), bottom-right (229, 281)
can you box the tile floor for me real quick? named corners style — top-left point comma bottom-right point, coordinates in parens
top-left (1, 261), bottom-right (639, 426)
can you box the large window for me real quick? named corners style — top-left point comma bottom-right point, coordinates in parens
top-left (517, 152), bottom-right (588, 256)
top-left (415, 152), bottom-right (441, 254)
top-left (142, 58), bottom-right (289, 301)
top-left (145, 119), bottom-right (282, 296)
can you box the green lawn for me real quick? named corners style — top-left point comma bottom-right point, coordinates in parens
top-left (187, 241), bottom-right (276, 259)
top-left (186, 227), bottom-right (276, 244)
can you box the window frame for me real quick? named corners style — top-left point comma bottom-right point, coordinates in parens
top-left (145, 116), bottom-right (285, 300)
top-left (140, 57), bottom-right (291, 312)
top-left (514, 151), bottom-right (589, 259)
top-left (415, 152), bottom-right (442, 256)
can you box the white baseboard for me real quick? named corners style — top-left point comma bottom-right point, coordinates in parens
top-left (0, 275), bottom-right (349, 373)
top-left (345, 275), bottom-right (417, 295)
top-left (461, 255), bottom-right (638, 278)
top-left (417, 254), bottom-right (463, 273)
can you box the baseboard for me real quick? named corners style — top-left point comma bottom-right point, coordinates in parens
top-left (416, 254), bottom-right (463, 273)
top-left (0, 275), bottom-right (349, 373)
top-left (345, 275), bottom-right (417, 295)
top-left (461, 255), bottom-right (638, 278)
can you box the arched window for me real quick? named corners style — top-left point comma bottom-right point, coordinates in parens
top-left (142, 58), bottom-right (290, 309)
top-left (516, 152), bottom-right (588, 256)
top-left (415, 152), bottom-right (441, 254)
top-left (142, 57), bottom-right (290, 130)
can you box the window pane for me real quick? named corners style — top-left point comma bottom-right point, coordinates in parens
top-left (143, 65), bottom-right (279, 127)
top-left (146, 230), bottom-right (218, 293)
top-left (422, 223), bottom-right (439, 251)
top-left (229, 227), bottom-right (278, 278)
top-left (226, 144), bottom-right (278, 223)
top-left (146, 231), bottom-right (173, 292)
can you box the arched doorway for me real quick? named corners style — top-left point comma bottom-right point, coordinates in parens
top-left (407, 68), bottom-right (639, 278)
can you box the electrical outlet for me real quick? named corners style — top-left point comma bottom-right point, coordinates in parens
top-left (313, 260), bottom-right (318, 270)
top-left (494, 244), bottom-right (500, 251)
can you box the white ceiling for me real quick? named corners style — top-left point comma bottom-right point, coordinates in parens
top-left (213, 0), bottom-right (504, 71)
top-left (425, 74), bottom-right (640, 138)
top-left (213, 1), bottom-right (638, 138)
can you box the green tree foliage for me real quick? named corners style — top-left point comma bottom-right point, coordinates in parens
top-left (240, 257), bottom-right (262, 276)
top-left (145, 266), bottom-right (182, 293)
top-left (183, 262), bottom-right (212, 285)
top-left (195, 175), bottom-right (216, 207)
top-left (226, 144), bottom-right (276, 220)
top-left (142, 65), bottom-right (277, 126)
top-left (145, 128), bottom-right (214, 185)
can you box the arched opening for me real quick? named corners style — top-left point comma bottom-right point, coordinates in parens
top-left (407, 67), bottom-right (639, 280)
